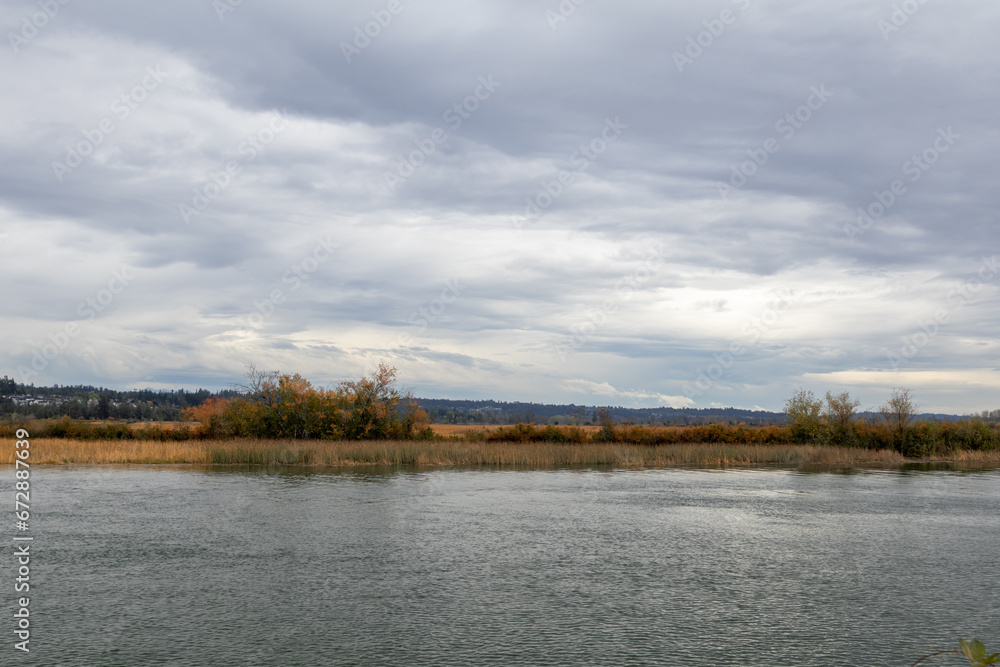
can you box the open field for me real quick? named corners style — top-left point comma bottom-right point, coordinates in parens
top-left (5, 437), bottom-right (1000, 468)
top-left (430, 423), bottom-right (605, 437)
top-left (43, 419), bottom-right (195, 433)
top-left (90, 422), bottom-right (606, 436)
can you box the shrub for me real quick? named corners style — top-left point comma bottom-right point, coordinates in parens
top-left (592, 409), bottom-right (618, 443)
top-left (486, 423), bottom-right (542, 443)
top-left (899, 422), bottom-right (940, 458)
top-left (180, 364), bottom-right (430, 441)
top-left (944, 419), bottom-right (1000, 452)
top-left (851, 420), bottom-right (895, 451)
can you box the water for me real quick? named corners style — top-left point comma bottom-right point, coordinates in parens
top-left (9, 465), bottom-right (1000, 666)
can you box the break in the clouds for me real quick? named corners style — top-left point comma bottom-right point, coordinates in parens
top-left (1, 0), bottom-right (998, 413)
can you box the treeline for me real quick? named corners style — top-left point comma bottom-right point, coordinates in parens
top-left (2, 396), bottom-right (191, 422)
top-left (976, 408), bottom-right (1000, 422)
top-left (0, 375), bottom-right (234, 421)
top-left (417, 398), bottom-right (784, 426)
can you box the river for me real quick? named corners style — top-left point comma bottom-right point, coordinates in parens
top-left (11, 465), bottom-right (1000, 666)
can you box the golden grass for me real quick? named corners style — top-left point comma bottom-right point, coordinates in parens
top-left (4, 437), bottom-right (998, 468)
top-left (949, 449), bottom-right (1000, 466)
top-left (3, 438), bottom-right (211, 464)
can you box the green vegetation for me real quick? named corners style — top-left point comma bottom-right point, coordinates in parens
top-left (456, 418), bottom-right (999, 454)
top-left (784, 388), bottom-right (825, 443)
top-left (913, 639), bottom-right (999, 666)
top-left (779, 387), bottom-right (1000, 457)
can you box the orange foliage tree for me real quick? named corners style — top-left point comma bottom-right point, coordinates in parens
top-left (180, 396), bottom-right (231, 437)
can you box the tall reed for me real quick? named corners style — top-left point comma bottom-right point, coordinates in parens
top-left (3, 437), bottom-right (978, 468)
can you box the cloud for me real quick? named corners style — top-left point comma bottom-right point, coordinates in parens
top-left (561, 379), bottom-right (694, 409)
top-left (1, 1), bottom-right (998, 413)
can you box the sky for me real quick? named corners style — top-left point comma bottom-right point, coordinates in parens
top-left (1, 0), bottom-right (998, 414)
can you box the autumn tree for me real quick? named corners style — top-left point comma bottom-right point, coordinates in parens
top-left (784, 388), bottom-right (825, 443)
top-left (181, 396), bottom-right (231, 437)
top-left (825, 390), bottom-right (861, 445)
top-left (336, 363), bottom-right (428, 439)
top-left (880, 387), bottom-right (917, 433)
top-left (824, 391), bottom-right (860, 430)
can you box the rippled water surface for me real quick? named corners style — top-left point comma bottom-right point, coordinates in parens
top-left (10, 465), bottom-right (1000, 666)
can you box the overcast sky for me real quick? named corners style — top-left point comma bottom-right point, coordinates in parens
top-left (1, 0), bottom-right (997, 413)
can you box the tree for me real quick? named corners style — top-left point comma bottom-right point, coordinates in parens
top-left (825, 390), bottom-right (859, 427)
top-left (880, 387), bottom-right (917, 432)
top-left (976, 409), bottom-right (1000, 423)
top-left (824, 391), bottom-right (860, 430)
top-left (238, 364), bottom-right (282, 409)
top-left (181, 397), bottom-right (231, 437)
top-left (592, 407), bottom-right (617, 442)
top-left (97, 395), bottom-right (111, 420)
top-left (823, 390), bottom-right (861, 446)
top-left (337, 363), bottom-right (428, 439)
top-left (0, 375), bottom-right (21, 395)
top-left (784, 389), bottom-right (825, 443)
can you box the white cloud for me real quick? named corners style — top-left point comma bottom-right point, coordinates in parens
top-left (561, 379), bottom-right (694, 409)
top-left (0, 1), bottom-right (998, 414)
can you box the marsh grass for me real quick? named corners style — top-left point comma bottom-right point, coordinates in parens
top-left (5, 438), bottom-right (209, 464)
top-left (3, 437), bottom-right (985, 469)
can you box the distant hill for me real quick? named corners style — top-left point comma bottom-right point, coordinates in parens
top-left (415, 398), bottom-right (786, 426)
top-left (414, 399), bottom-right (982, 426)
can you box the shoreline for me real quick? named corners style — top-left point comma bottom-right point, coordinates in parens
top-left (4, 438), bottom-right (1000, 469)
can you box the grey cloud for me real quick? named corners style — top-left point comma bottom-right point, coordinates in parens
top-left (1, 0), bottom-right (998, 412)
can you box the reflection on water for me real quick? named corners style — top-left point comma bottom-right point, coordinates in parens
top-left (792, 461), bottom-right (999, 476)
top-left (14, 465), bottom-right (1000, 666)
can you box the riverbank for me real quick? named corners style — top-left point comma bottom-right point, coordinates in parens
top-left (5, 437), bottom-right (1000, 468)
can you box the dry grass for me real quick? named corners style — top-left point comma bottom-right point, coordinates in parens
top-left (949, 448), bottom-right (1000, 467)
top-left (4, 437), bottom-right (998, 468)
top-left (3, 438), bottom-right (211, 464)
